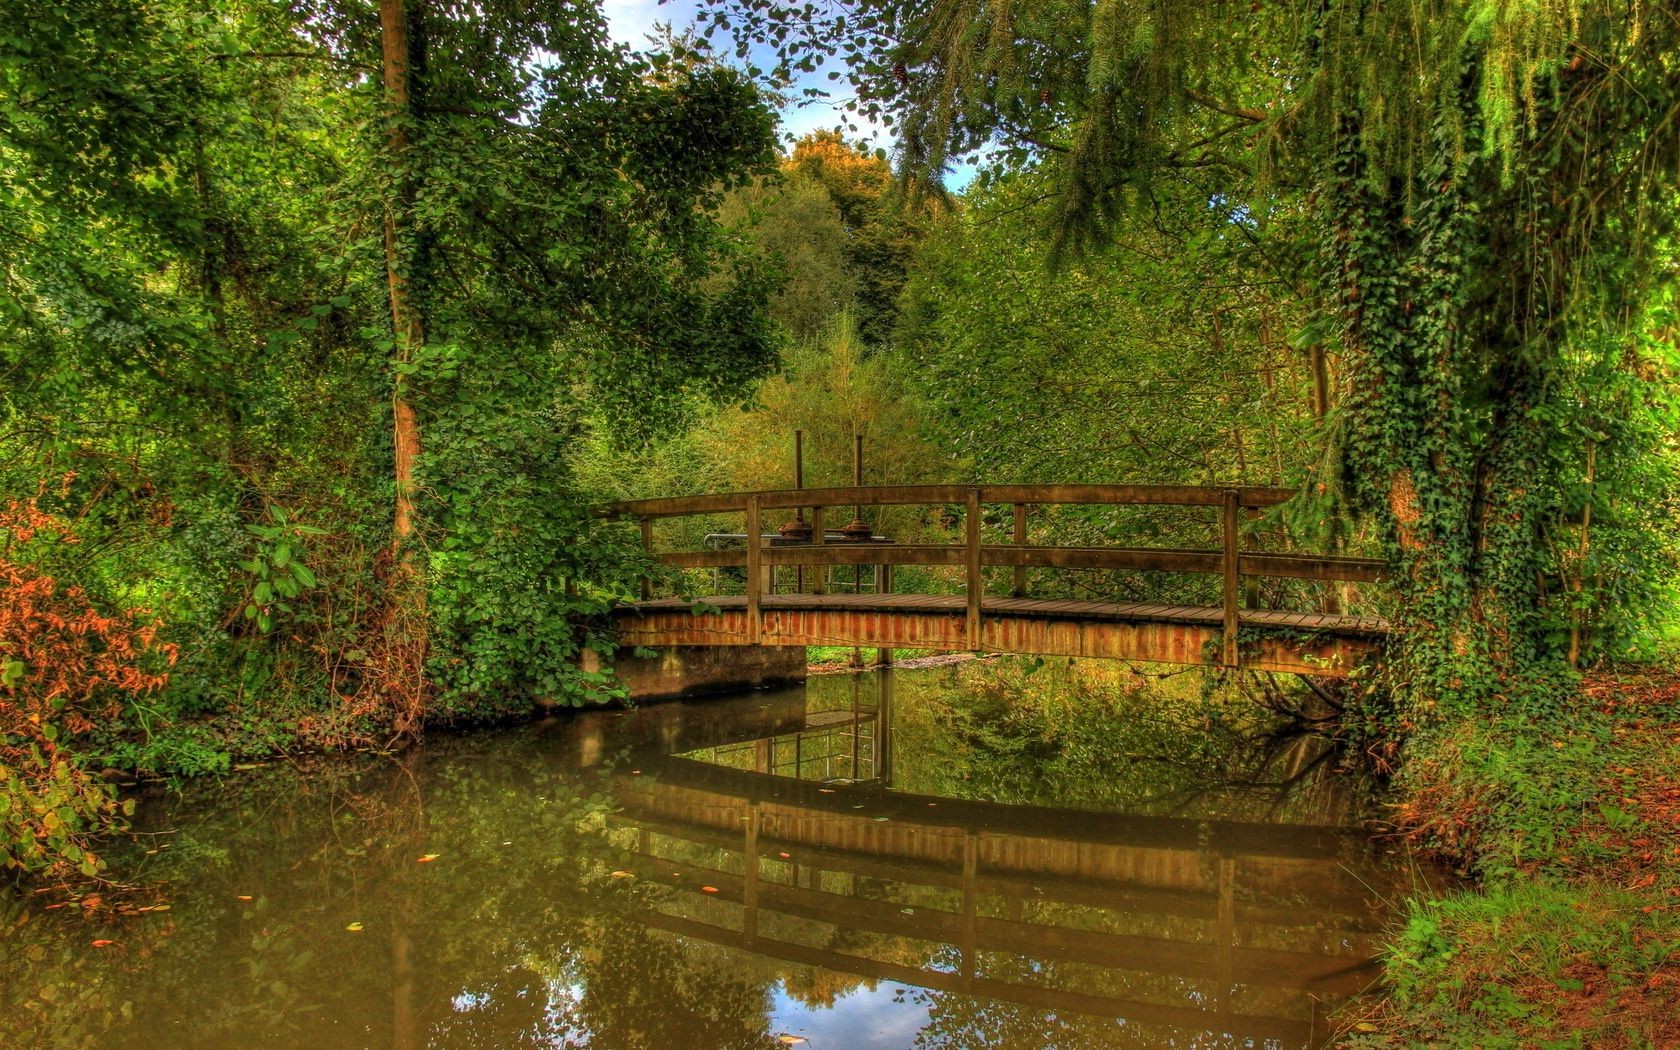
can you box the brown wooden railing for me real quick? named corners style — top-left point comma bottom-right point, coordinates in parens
top-left (599, 484), bottom-right (1385, 666)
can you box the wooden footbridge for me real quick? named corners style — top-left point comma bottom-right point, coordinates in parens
top-left (602, 484), bottom-right (1388, 676)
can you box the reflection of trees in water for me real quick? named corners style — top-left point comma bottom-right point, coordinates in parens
top-left (1, 731), bottom-right (794, 1048)
top-left (3, 672), bottom-right (1399, 1049)
top-left (870, 658), bottom-right (1371, 826)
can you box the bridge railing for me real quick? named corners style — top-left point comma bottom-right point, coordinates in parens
top-left (598, 484), bottom-right (1385, 665)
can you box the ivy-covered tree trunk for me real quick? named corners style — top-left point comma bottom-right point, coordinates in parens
top-left (378, 0), bottom-right (428, 735)
top-left (1325, 88), bottom-right (1570, 735)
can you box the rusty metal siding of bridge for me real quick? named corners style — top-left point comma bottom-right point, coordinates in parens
top-left (614, 605), bottom-right (1374, 676)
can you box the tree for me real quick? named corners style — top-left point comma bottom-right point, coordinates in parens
top-left (716, 171), bottom-right (858, 343)
top-left (1, 0), bottom-right (783, 757)
top-left (785, 130), bottom-right (935, 346)
top-left (705, 0), bottom-right (1680, 725)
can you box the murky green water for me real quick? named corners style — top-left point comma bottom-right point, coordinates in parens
top-left (2, 661), bottom-right (1444, 1048)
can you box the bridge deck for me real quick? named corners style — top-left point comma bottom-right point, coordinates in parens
top-left (614, 593), bottom-right (1387, 675)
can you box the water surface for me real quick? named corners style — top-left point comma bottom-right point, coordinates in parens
top-left (2, 662), bottom-right (1442, 1048)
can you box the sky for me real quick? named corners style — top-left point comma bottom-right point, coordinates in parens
top-left (600, 0), bottom-right (895, 152)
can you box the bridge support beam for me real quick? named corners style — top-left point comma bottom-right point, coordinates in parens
top-left (581, 644), bottom-right (806, 703)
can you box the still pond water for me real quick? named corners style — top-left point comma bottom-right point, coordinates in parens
top-left (3, 661), bottom-right (1446, 1048)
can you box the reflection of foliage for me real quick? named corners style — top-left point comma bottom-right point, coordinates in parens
top-left (2, 672), bottom-right (1403, 1046)
top-left (875, 659), bottom-right (1369, 824)
top-left (0, 728), bottom-right (789, 1047)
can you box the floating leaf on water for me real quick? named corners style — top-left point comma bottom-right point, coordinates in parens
top-left (872, 816), bottom-right (889, 823)
top-left (417, 854), bottom-right (440, 863)
top-left (345, 922), bottom-right (364, 932)
top-left (609, 870), bottom-right (634, 879)
top-left (91, 939), bottom-right (115, 948)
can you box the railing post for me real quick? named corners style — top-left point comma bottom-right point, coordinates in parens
top-left (1243, 507), bottom-right (1262, 609)
top-left (1221, 489), bottom-right (1240, 668)
top-left (810, 505), bottom-right (825, 595)
top-left (878, 560), bottom-right (893, 668)
top-left (639, 517), bottom-right (654, 600)
top-left (1012, 502), bottom-right (1028, 598)
top-left (966, 489), bottom-right (982, 650)
top-left (745, 495), bottom-right (762, 644)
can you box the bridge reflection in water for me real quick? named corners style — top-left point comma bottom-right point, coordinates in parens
top-left (561, 670), bottom-right (1413, 1048)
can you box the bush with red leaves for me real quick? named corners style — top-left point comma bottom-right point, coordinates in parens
top-left (1, 489), bottom-right (176, 880)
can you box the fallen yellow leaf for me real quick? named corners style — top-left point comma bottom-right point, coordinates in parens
top-left (417, 854), bottom-right (440, 863)
top-left (345, 922), bottom-right (364, 932)
top-left (609, 870), bottom-right (634, 878)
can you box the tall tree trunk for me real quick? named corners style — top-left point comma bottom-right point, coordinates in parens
top-left (378, 0), bottom-right (427, 736)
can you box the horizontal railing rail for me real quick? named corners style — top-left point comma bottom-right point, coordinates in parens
top-left (599, 482), bottom-right (1296, 520)
top-left (597, 483), bottom-right (1386, 666)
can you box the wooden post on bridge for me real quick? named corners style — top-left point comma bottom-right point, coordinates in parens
top-left (811, 505), bottom-right (825, 595)
top-left (966, 489), bottom-right (983, 650)
top-left (878, 561), bottom-right (894, 668)
top-left (1221, 489), bottom-right (1240, 668)
top-left (745, 495), bottom-right (762, 644)
top-left (1012, 502), bottom-right (1028, 598)
top-left (639, 518), bottom-right (654, 600)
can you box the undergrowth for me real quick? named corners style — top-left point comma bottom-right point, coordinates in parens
top-left (1346, 667), bottom-right (1680, 1048)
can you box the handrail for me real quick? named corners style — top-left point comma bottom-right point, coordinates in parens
top-left (597, 482), bottom-right (1296, 520)
top-left (597, 483), bottom-right (1384, 668)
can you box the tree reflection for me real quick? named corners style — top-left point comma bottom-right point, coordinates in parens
top-left (1, 665), bottom-right (1427, 1049)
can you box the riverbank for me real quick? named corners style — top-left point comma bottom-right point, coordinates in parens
top-left (1348, 666), bottom-right (1680, 1047)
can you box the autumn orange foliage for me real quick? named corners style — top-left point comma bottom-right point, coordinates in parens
top-left (0, 487), bottom-right (177, 878)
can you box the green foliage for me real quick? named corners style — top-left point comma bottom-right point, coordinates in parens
top-left (0, 0), bottom-right (786, 819)
top-left (716, 171), bottom-right (858, 343)
top-left (705, 0), bottom-right (1680, 714)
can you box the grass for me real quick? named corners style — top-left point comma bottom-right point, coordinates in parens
top-left (1346, 666), bottom-right (1680, 1048)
